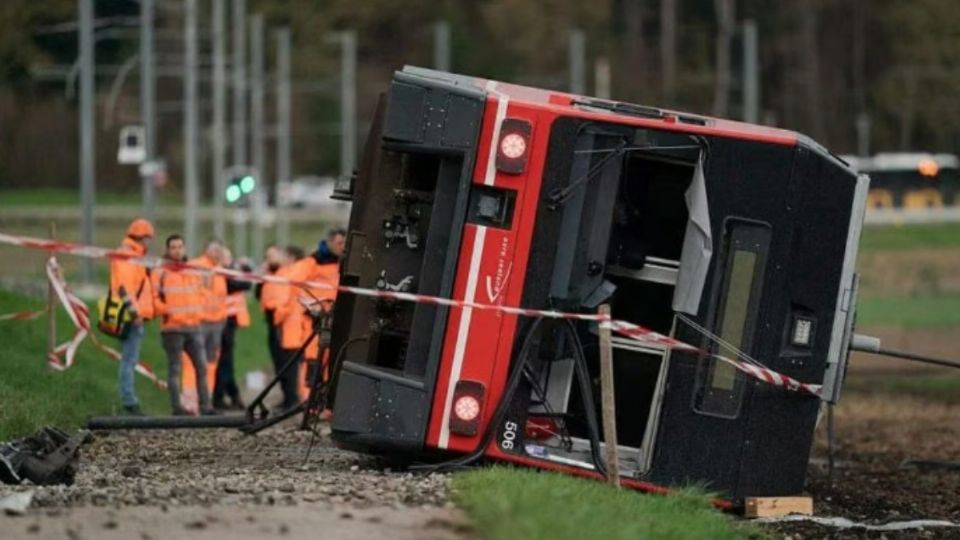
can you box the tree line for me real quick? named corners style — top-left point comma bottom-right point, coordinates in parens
top-left (1, 0), bottom-right (956, 193)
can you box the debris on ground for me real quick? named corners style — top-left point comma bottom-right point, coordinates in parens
top-left (1, 427), bottom-right (449, 510)
top-left (0, 427), bottom-right (91, 486)
top-left (0, 490), bottom-right (33, 515)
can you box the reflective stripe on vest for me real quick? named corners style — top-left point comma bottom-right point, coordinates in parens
top-left (165, 305), bottom-right (203, 314)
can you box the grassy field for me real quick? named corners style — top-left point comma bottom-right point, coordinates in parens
top-left (0, 188), bottom-right (180, 207)
top-left (453, 467), bottom-right (760, 540)
top-left (856, 293), bottom-right (960, 328)
top-left (859, 222), bottom-right (960, 252)
top-left (0, 288), bottom-right (273, 440)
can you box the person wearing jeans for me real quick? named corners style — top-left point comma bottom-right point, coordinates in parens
top-left (119, 321), bottom-right (145, 411)
top-left (162, 331), bottom-right (211, 414)
top-left (110, 219), bottom-right (156, 416)
top-left (153, 234), bottom-right (214, 415)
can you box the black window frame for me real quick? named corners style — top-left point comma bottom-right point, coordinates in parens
top-left (692, 217), bottom-right (771, 419)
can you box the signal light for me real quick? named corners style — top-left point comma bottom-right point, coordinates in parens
top-left (225, 173), bottom-right (257, 204)
top-left (495, 118), bottom-right (532, 175)
top-left (239, 175), bottom-right (256, 193)
top-left (449, 380), bottom-right (485, 436)
top-left (225, 184), bottom-right (242, 203)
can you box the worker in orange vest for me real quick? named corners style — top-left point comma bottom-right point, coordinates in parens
top-left (301, 229), bottom-right (344, 394)
top-left (152, 234), bottom-right (213, 415)
top-left (255, 244), bottom-right (286, 396)
top-left (110, 218), bottom-right (156, 415)
top-left (271, 246), bottom-right (310, 409)
top-left (213, 248), bottom-right (252, 410)
top-left (187, 240), bottom-right (228, 393)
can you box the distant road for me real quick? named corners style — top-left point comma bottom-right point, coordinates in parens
top-left (864, 207), bottom-right (960, 225)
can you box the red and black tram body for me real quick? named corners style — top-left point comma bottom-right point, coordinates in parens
top-left (328, 67), bottom-right (868, 500)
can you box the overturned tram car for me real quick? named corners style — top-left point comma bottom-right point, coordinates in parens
top-left (327, 66), bottom-right (868, 500)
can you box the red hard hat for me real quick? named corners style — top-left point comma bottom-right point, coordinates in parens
top-left (126, 218), bottom-right (155, 239)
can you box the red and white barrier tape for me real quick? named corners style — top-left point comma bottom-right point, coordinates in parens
top-left (44, 257), bottom-right (166, 388)
top-left (0, 309), bottom-right (46, 322)
top-left (0, 231), bottom-right (820, 397)
top-left (606, 319), bottom-right (822, 396)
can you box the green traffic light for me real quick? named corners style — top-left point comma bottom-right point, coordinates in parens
top-left (240, 175), bottom-right (256, 194)
top-left (225, 184), bottom-right (242, 203)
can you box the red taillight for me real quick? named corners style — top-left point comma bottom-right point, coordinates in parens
top-left (495, 118), bottom-right (532, 175)
top-left (449, 380), bottom-right (485, 436)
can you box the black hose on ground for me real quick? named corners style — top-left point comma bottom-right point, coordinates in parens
top-left (411, 318), bottom-right (545, 472)
top-left (564, 319), bottom-right (609, 477)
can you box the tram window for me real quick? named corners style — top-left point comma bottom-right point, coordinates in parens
top-left (694, 220), bottom-right (770, 419)
top-left (710, 249), bottom-right (757, 391)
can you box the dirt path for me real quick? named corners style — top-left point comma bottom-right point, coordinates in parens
top-left (766, 390), bottom-right (960, 539)
top-left (0, 427), bottom-right (469, 540)
top-left (2, 504), bottom-right (467, 540)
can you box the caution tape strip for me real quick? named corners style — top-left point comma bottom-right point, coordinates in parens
top-left (0, 231), bottom-right (820, 397)
top-left (44, 256), bottom-right (167, 388)
top-left (0, 309), bottom-right (46, 322)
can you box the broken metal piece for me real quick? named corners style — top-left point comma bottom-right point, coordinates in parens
top-left (0, 427), bottom-right (92, 486)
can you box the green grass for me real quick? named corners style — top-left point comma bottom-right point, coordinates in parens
top-left (860, 222), bottom-right (960, 252)
top-left (0, 288), bottom-right (273, 440)
top-left (453, 467), bottom-right (760, 540)
top-left (0, 188), bottom-right (182, 207)
top-left (856, 293), bottom-right (960, 328)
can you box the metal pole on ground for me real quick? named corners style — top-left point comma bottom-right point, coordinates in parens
top-left (139, 0), bottom-right (156, 219)
top-left (183, 0), bottom-right (199, 254)
top-left (211, 0), bottom-right (227, 240)
top-left (275, 27), bottom-right (292, 247)
top-left (598, 304), bottom-right (620, 487)
top-left (47, 222), bottom-right (57, 363)
top-left (78, 0), bottom-right (95, 283)
top-left (250, 13), bottom-right (265, 259)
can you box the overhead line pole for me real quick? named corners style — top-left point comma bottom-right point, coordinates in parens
top-left (433, 21), bottom-right (451, 71)
top-left (78, 0), bottom-right (96, 282)
top-left (231, 0), bottom-right (248, 256)
top-left (741, 19), bottom-right (759, 124)
top-left (183, 0), bottom-right (199, 254)
top-left (212, 0), bottom-right (227, 240)
top-left (569, 29), bottom-right (586, 95)
top-left (275, 27), bottom-right (292, 247)
top-left (339, 31), bottom-right (357, 185)
top-left (140, 0), bottom-right (156, 219)
top-left (250, 13), bottom-right (265, 259)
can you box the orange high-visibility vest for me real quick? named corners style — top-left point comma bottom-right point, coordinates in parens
top-left (151, 266), bottom-right (203, 331)
top-left (274, 258), bottom-right (316, 349)
top-left (109, 237), bottom-right (155, 320)
top-left (189, 255), bottom-right (227, 324)
top-left (298, 261), bottom-right (339, 399)
top-left (226, 291), bottom-right (251, 327)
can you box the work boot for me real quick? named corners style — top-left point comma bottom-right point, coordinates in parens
top-left (122, 404), bottom-right (145, 416)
